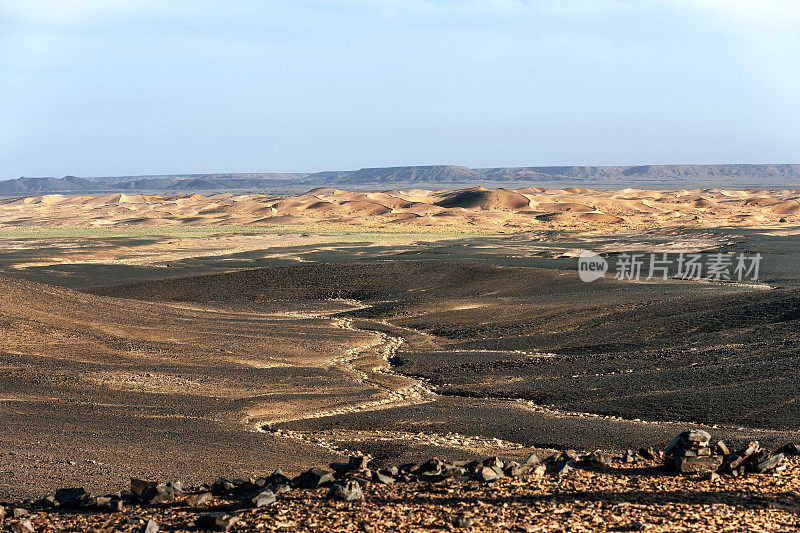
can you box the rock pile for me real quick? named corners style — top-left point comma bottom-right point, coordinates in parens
top-left (664, 429), bottom-right (793, 476)
top-left (1, 432), bottom-right (798, 532)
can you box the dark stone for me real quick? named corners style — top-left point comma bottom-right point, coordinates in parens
top-left (715, 441), bottom-right (731, 456)
top-left (638, 447), bottom-right (657, 461)
top-left (210, 478), bottom-right (236, 493)
top-left (586, 450), bottom-right (614, 467)
top-left (563, 450), bottom-right (580, 461)
top-left (327, 480), bottom-right (363, 501)
top-left (166, 481), bottom-right (183, 495)
top-left (666, 430), bottom-right (711, 455)
top-left (139, 519), bottom-right (159, 533)
top-left (442, 465), bottom-right (467, 478)
top-left (686, 429), bottom-right (711, 446)
top-left (524, 453), bottom-right (541, 466)
top-left (12, 508), bottom-right (29, 518)
top-left (418, 473), bottom-right (446, 483)
top-left (196, 513), bottom-right (239, 531)
top-left (351, 474), bottom-right (371, 486)
top-left (505, 461), bottom-right (526, 477)
top-left (109, 500), bottom-right (124, 512)
top-left (54, 487), bottom-right (89, 507)
top-left (754, 453), bottom-right (785, 473)
top-left (272, 483), bottom-right (292, 494)
top-left (554, 460), bottom-right (575, 476)
top-left (776, 443), bottom-right (800, 456)
top-left (258, 468), bottom-right (291, 490)
top-left (184, 492), bottom-right (213, 507)
top-left (347, 455), bottom-right (370, 471)
top-left (482, 456), bottom-right (504, 470)
top-left (372, 472), bottom-right (395, 485)
top-left (31, 496), bottom-right (57, 509)
top-left (247, 489), bottom-right (276, 508)
top-left (415, 458), bottom-right (445, 475)
top-left (382, 466), bottom-right (400, 477)
top-left (727, 442), bottom-right (760, 470)
top-left (473, 466), bottom-right (502, 482)
top-left (131, 478), bottom-right (156, 497)
top-left (671, 455), bottom-right (723, 473)
top-left (299, 468), bottom-right (335, 489)
top-left (142, 483), bottom-right (176, 504)
top-left (674, 448), bottom-right (698, 457)
top-left (664, 433), bottom-right (684, 455)
top-left (10, 520), bottom-right (35, 533)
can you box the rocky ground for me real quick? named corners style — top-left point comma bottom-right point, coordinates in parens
top-left (2, 431), bottom-right (799, 532)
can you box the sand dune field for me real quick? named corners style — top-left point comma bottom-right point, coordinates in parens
top-left (1, 186), bottom-right (798, 230)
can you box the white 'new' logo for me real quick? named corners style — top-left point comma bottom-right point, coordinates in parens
top-left (578, 250), bottom-right (607, 282)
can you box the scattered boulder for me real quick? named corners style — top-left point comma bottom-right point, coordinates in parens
top-left (372, 472), bottom-right (395, 485)
top-left (210, 478), bottom-right (236, 493)
top-left (714, 441), bottom-right (731, 456)
top-left (144, 483), bottom-right (178, 504)
top-left (725, 441), bottom-right (761, 471)
top-left (31, 497), bottom-right (56, 510)
top-left (473, 465), bottom-right (503, 482)
top-left (10, 520), bottom-right (35, 533)
top-left (554, 461), bottom-right (575, 476)
top-left (754, 453), bottom-right (785, 473)
top-left (623, 449), bottom-right (639, 464)
top-left (638, 447), bottom-right (660, 462)
top-left (331, 455), bottom-right (370, 474)
top-left (585, 450), bottom-right (614, 468)
top-left (258, 468), bottom-right (291, 489)
top-left (776, 443), bottom-right (800, 456)
top-left (524, 453), bottom-right (541, 466)
top-left (53, 487), bottom-right (88, 507)
top-left (131, 478), bottom-right (156, 497)
top-left (108, 500), bottom-right (124, 512)
top-left (298, 468), bottom-right (335, 489)
top-left (247, 488), bottom-right (276, 508)
top-left (327, 480), bottom-right (363, 502)
top-left (139, 520), bottom-right (159, 533)
top-left (184, 492), bottom-right (214, 507)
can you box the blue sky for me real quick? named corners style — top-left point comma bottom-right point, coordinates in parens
top-left (0, 0), bottom-right (798, 177)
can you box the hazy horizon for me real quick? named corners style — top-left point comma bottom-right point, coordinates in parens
top-left (2, 0), bottom-right (799, 178)
top-left (5, 161), bottom-right (800, 182)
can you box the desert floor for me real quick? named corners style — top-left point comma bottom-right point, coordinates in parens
top-left (1, 188), bottom-right (800, 531)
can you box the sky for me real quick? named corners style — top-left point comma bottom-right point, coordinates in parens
top-left (0, 0), bottom-right (798, 178)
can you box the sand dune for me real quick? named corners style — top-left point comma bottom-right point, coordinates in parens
top-left (0, 186), bottom-right (798, 230)
top-left (435, 188), bottom-right (530, 210)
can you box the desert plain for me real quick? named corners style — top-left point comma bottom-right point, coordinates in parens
top-left (2, 186), bottom-right (800, 531)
